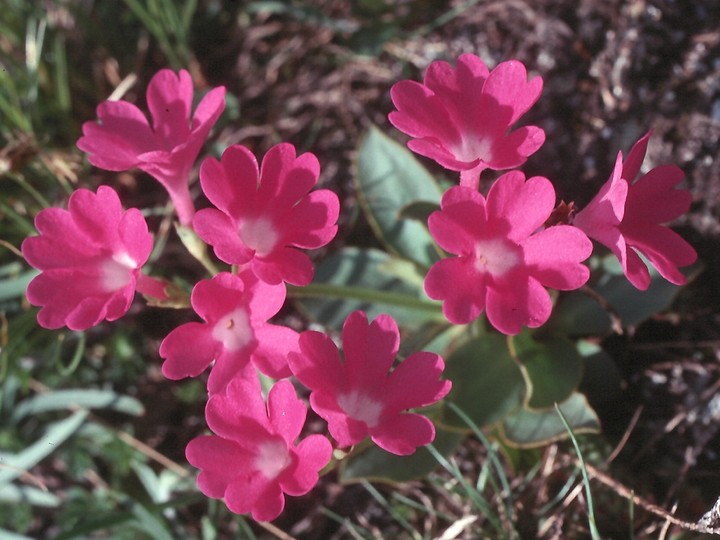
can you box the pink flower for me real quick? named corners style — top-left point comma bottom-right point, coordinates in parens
top-left (424, 172), bottom-right (592, 335)
top-left (389, 54), bottom-right (545, 190)
top-left (186, 377), bottom-right (332, 522)
top-left (288, 311), bottom-right (451, 456)
top-left (77, 69), bottom-right (226, 225)
top-left (21, 186), bottom-right (164, 331)
top-left (160, 271), bottom-right (297, 394)
top-left (193, 143), bottom-right (339, 286)
top-left (573, 132), bottom-right (697, 290)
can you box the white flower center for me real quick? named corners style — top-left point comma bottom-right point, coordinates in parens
top-left (101, 251), bottom-right (137, 292)
top-left (211, 308), bottom-right (253, 352)
top-left (337, 390), bottom-right (384, 428)
top-left (473, 238), bottom-right (520, 277)
top-left (454, 135), bottom-right (494, 163)
top-left (239, 217), bottom-right (279, 257)
top-left (254, 439), bottom-right (291, 480)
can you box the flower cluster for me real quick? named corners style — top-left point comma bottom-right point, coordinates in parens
top-left (389, 53), bottom-right (696, 334)
top-left (21, 53), bottom-right (697, 524)
top-left (23, 68), bottom-right (451, 522)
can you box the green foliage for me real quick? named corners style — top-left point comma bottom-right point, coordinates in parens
top-left (340, 427), bottom-right (464, 484)
top-left (293, 247), bottom-right (443, 330)
top-left (356, 126), bottom-right (442, 268)
top-left (0, 1), bottom-right (703, 537)
top-left (545, 255), bottom-right (699, 335)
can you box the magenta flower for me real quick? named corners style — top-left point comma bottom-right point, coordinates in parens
top-left (160, 271), bottom-right (296, 394)
top-left (288, 310), bottom-right (451, 456)
top-left (77, 69), bottom-right (226, 225)
top-left (193, 143), bottom-right (339, 286)
top-left (389, 54), bottom-right (545, 190)
top-left (186, 377), bottom-right (332, 522)
top-left (573, 132), bottom-right (697, 290)
top-left (424, 172), bottom-right (592, 335)
top-left (21, 186), bottom-right (165, 331)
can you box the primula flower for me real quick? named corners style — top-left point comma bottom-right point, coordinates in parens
top-left (288, 310), bottom-right (451, 456)
top-left (389, 53), bottom-right (545, 190)
top-left (186, 377), bottom-right (332, 522)
top-left (193, 143), bottom-right (339, 286)
top-left (77, 69), bottom-right (226, 225)
top-left (424, 172), bottom-right (592, 335)
top-left (160, 271), bottom-right (297, 394)
top-left (21, 186), bottom-right (165, 331)
top-left (573, 132), bottom-right (697, 290)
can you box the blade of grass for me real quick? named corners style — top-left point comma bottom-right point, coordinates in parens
top-left (425, 443), bottom-right (505, 536)
top-left (320, 507), bottom-right (373, 540)
top-left (52, 33), bottom-right (70, 112)
top-left (360, 480), bottom-right (422, 540)
top-left (391, 491), bottom-right (456, 522)
top-left (447, 403), bottom-right (515, 524)
top-left (554, 403), bottom-right (601, 540)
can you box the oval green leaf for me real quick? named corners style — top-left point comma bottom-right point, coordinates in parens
top-left (512, 331), bottom-right (584, 410)
top-left (546, 255), bottom-right (698, 336)
top-left (441, 335), bottom-right (526, 430)
top-left (11, 389), bottom-right (145, 423)
top-left (500, 393), bottom-right (600, 448)
top-left (356, 126), bottom-right (442, 268)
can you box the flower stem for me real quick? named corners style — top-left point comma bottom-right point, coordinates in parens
top-left (459, 165), bottom-right (484, 191)
top-left (287, 283), bottom-right (444, 317)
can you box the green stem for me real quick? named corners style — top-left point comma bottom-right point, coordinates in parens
top-left (287, 283), bottom-right (443, 316)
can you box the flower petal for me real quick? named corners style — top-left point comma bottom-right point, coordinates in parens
top-left (186, 435), bottom-right (254, 499)
top-left (485, 276), bottom-right (551, 335)
top-left (160, 321), bottom-right (219, 380)
top-left (384, 352), bottom-right (451, 413)
top-left (193, 208), bottom-right (254, 265)
top-left (425, 257), bottom-right (487, 325)
top-left (370, 413), bottom-right (436, 456)
top-left (280, 434), bottom-right (332, 496)
top-left (342, 311), bottom-right (399, 390)
top-left (77, 101), bottom-right (155, 170)
top-left (147, 69), bottom-right (193, 146)
top-left (267, 380), bottom-right (307, 444)
top-left (523, 225), bottom-right (592, 290)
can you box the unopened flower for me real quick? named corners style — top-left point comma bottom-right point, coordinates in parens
top-left (193, 143), bottom-right (339, 286)
top-left (573, 132), bottom-right (697, 290)
top-left (186, 377), bottom-right (332, 522)
top-left (21, 186), bottom-right (164, 331)
top-left (389, 54), bottom-right (545, 189)
top-left (425, 172), bottom-right (592, 335)
top-left (77, 69), bottom-right (225, 225)
top-left (160, 271), bottom-right (296, 394)
top-left (288, 310), bottom-right (451, 456)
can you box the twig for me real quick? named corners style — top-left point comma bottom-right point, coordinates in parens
top-left (566, 456), bottom-right (720, 535)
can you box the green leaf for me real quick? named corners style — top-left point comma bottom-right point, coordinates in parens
top-left (339, 427), bottom-right (464, 484)
top-left (129, 502), bottom-right (174, 540)
top-left (0, 484), bottom-right (60, 507)
top-left (0, 410), bottom-right (88, 485)
top-left (0, 270), bottom-right (37, 302)
top-left (577, 340), bottom-right (623, 405)
top-left (10, 389), bottom-right (144, 423)
top-left (356, 126), bottom-right (442, 267)
top-left (512, 331), bottom-right (584, 409)
top-left (441, 335), bottom-right (526, 430)
top-left (397, 200), bottom-right (441, 224)
top-left (292, 247), bottom-right (443, 331)
top-left (500, 393), bottom-right (600, 448)
top-left (546, 255), bottom-right (697, 336)
top-left (0, 528), bottom-right (34, 540)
